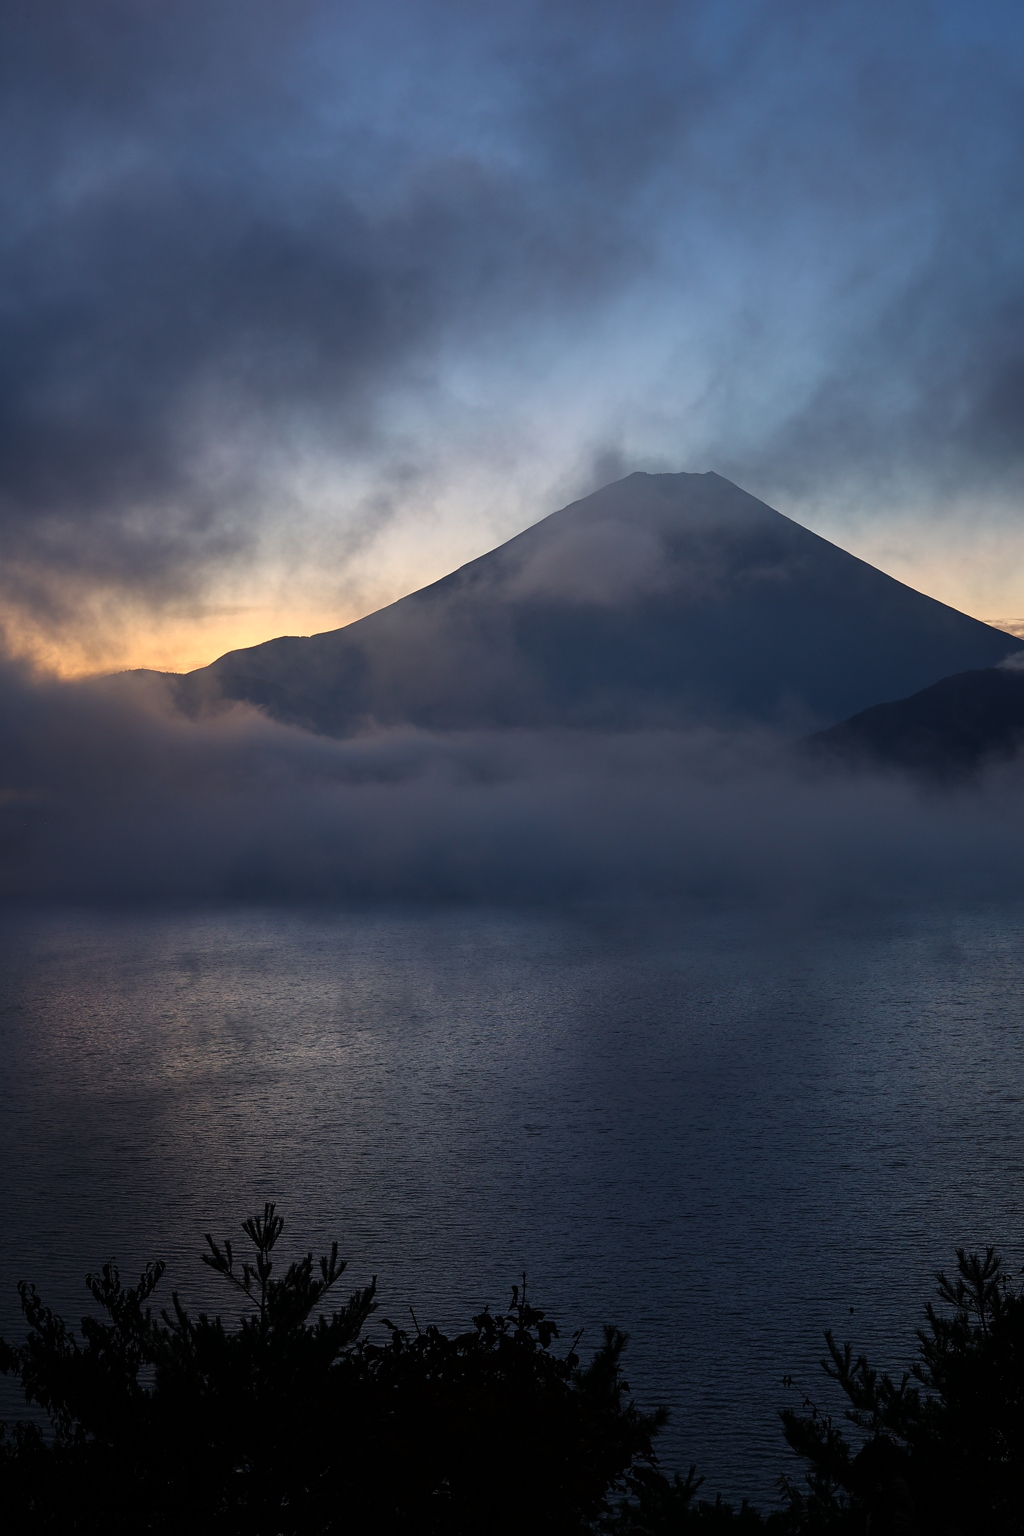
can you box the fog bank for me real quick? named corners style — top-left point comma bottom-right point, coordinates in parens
top-left (2, 658), bottom-right (1023, 909)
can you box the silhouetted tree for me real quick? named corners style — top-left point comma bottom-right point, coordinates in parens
top-left (780, 1246), bottom-right (1024, 1534)
top-left (0, 1204), bottom-right (665, 1535)
top-left (610, 1244), bottom-right (1024, 1534)
top-left (8, 1215), bottom-right (1024, 1533)
top-left (607, 1467), bottom-right (794, 1532)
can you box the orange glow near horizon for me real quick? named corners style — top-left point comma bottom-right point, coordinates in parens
top-left (2, 599), bottom-right (372, 681)
top-left (6, 520), bottom-right (1024, 682)
top-left (1, 501), bottom-right (514, 679)
top-left (13, 598), bottom-right (1024, 684)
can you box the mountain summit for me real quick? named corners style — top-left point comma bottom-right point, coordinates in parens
top-left (170, 473), bottom-right (1023, 735)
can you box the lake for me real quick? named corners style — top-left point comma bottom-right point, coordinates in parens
top-left (1, 898), bottom-right (1023, 1506)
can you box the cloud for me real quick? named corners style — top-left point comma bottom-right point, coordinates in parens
top-left (3, 650), bottom-right (1024, 908)
top-left (5, 1), bottom-right (1024, 663)
top-left (503, 522), bottom-right (671, 606)
top-left (0, 3), bottom-right (672, 602)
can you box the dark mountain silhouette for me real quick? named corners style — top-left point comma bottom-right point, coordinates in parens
top-left (804, 664), bottom-right (1024, 777)
top-left (157, 473), bottom-right (1023, 736)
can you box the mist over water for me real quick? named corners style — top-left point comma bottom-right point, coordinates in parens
top-left (2, 899), bottom-right (1023, 1506)
top-left (4, 648), bottom-right (1024, 907)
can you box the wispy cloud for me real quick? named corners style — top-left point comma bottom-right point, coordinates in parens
top-left (4, 1), bottom-right (1024, 666)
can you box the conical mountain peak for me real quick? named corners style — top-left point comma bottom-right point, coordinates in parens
top-left (173, 472), bottom-right (1022, 736)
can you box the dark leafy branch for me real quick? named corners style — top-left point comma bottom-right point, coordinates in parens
top-left (777, 1244), bottom-right (1024, 1535)
top-left (0, 1205), bottom-right (661, 1535)
top-left (2, 1213), bottom-right (1023, 1534)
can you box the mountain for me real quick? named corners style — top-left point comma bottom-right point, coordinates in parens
top-left (164, 472), bottom-right (1024, 736)
top-left (804, 665), bottom-right (1024, 777)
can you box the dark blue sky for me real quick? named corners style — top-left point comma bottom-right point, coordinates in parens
top-left (4, 0), bottom-right (1024, 671)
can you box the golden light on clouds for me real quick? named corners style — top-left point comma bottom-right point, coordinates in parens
top-left (2, 598), bottom-right (359, 680)
top-left (984, 618), bottom-right (1024, 640)
top-left (6, 487), bottom-right (1024, 682)
top-left (2, 505), bottom-right (507, 679)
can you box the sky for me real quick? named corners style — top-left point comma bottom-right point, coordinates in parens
top-left (6, 0), bottom-right (1024, 677)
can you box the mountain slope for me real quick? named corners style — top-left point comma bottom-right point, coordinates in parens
top-left (169, 472), bottom-right (1024, 735)
top-left (804, 666), bottom-right (1024, 777)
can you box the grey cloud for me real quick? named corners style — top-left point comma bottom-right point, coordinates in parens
top-left (503, 522), bottom-right (671, 605)
top-left (736, 258), bottom-right (1024, 504)
top-left (2, 652), bottom-right (1024, 907)
top-left (5, 0), bottom-right (1024, 628)
top-left (1, 0), bottom-right (673, 617)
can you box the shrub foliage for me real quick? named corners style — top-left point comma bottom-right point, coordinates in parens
top-left (3, 1212), bottom-right (1024, 1533)
top-left (0, 1204), bottom-right (664, 1534)
top-left (779, 1245), bottom-right (1024, 1535)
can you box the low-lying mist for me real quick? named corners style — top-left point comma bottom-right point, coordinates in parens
top-left (2, 656), bottom-right (1023, 909)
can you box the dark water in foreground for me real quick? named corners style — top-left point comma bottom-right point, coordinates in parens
top-left (1, 901), bottom-right (1023, 1505)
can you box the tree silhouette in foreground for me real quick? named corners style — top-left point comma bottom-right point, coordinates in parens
top-left (0, 1204), bottom-right (665, 1534)
top-left (606, 1245), bottom-right (1024, 1535)
top-left (777, 1245), bottom-right (1024, 1535)
top-left (4, 1217), bottom-right (1024, 1534)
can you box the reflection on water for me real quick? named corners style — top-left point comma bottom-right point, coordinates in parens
top-left (1, 900), bottom-right (1023, 1504)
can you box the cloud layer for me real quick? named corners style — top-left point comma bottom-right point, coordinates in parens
top-left (2, 653), bottom-right (1023, 908)
top-left (4, 1), bottom-right (1024, 667)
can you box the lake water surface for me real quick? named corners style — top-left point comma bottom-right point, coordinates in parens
top-left (1, 899), bottom-right (1023, 1505)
